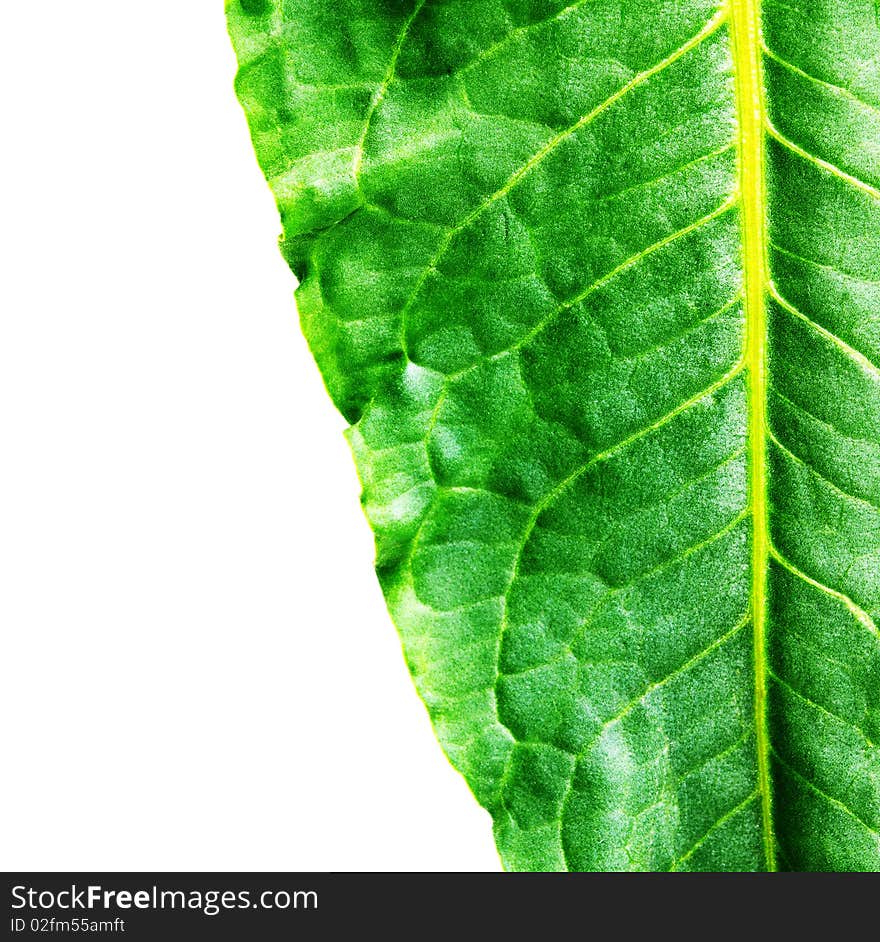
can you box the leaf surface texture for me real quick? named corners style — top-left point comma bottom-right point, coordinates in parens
top-left (227, 0), bottom-right (880, 871)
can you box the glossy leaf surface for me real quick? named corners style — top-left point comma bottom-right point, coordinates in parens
top-left (227, 0), bottom-right (880, 871)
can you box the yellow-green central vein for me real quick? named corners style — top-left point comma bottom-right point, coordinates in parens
top-left (730, 0), bottom-right (776, 872)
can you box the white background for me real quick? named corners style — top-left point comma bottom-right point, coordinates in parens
top-left (0, 2), bottom-right (499, 872)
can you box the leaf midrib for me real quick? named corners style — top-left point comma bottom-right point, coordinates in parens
top-left (730, 0), bottom-right (776, 872)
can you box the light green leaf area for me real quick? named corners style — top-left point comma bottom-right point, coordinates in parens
top-left (227, 0), bottom-right (880, 871)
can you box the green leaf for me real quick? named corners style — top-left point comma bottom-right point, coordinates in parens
top-left (226, 0), bottom-right (880, 871)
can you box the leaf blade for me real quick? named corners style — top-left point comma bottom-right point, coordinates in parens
top-left (227, 0), bottom-right (880, 871)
